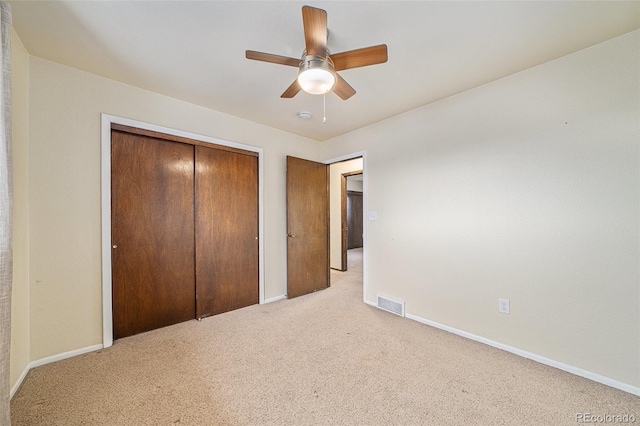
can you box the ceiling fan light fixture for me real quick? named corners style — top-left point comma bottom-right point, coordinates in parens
top-left (297, 56), bottom-right (336, 95)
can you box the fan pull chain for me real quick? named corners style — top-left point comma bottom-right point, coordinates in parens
top-left (323, 93), bottom-right (327, 124)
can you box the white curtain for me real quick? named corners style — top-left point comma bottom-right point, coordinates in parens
top-left (0, 1), bottom-right (11, 424)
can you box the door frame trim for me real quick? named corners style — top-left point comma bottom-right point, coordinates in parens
top-left (323, 151), bottom-right (367, 304)
top-left (341, 171), bottom-right (363, 271)
top-left (100, 114), bottom-right (265, 348)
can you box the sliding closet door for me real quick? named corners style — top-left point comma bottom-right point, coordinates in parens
top-left (111, 130), bottom-right (196, 339)
top-left (195, 146), bottom-right (259, 317)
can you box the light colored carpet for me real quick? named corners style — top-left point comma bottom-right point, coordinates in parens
top-left (10, 248), bottom-right (640, 425)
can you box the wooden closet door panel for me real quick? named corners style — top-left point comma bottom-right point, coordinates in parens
top-left (195, 146), bottom-right (259, 317)
top-left (111, 130), bottom-right (196, 339)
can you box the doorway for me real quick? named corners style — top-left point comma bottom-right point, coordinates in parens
top-left (347, 188), bottom-right (363, 249)
top-left (285, 154), bottom-right (365, 301)
top-left (328, 158), bottom-right (363, 272)
top-left (327, 156), bottom-right (365, 298)
top-left (344, 174), bottom-right (364, 270)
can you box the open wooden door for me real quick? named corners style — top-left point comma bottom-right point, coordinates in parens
top-left (286, 156), bottom-right (330, 298)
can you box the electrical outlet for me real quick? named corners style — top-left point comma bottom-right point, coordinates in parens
top-left (498, 298), bottom-right (510, 314)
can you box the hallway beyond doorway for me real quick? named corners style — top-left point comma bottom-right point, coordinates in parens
top-left (331, 248), bottom-right (363, 289)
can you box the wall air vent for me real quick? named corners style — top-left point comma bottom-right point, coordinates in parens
top-left (376, 294), bottom-right (405, 317)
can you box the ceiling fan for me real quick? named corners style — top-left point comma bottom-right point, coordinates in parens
top-left (246, 5), bottom-right (388, 100)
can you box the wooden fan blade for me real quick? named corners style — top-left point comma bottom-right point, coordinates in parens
top-left (281, 79), bottom-right (302, 98)
top-left (246, 50), bottom-right (300, 67)
top-left (330, 45), bottom-right (388, 71)
top-left (302, 6), bottom-right (327, 57)
top-left (332, 74), bottom-right (356, 100)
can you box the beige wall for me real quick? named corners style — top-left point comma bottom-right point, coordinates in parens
top-left (10, 28), bottom-right (30, 393)
top-left (25, 56), bottom-right (319, 361)
top-left (322, 31), bottom-right (640, 388)
top-left (329, 158), bottom-right (363, 270)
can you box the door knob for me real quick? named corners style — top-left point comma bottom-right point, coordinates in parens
top-left (287, 232), bottom-right (296, 238)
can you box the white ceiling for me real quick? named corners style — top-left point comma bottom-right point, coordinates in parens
top-left (9, 1), bottom-right (640, 141)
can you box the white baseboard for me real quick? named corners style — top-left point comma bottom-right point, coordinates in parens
top-left (264, 294), bottom-right (287, 304)
top-left (10, 343), bottom-right (103, 399)
top-left (10, 363), bottom-right (30, 400)
top-left (366, 300), bottom-right (639, 396)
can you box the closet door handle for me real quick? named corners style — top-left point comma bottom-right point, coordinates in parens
top-left (287, 232), bottom-right (296, 238)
